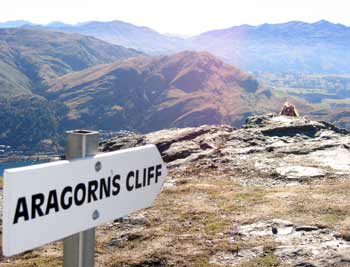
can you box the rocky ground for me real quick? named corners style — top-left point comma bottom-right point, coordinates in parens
top-left (101, 114), bottom-right (350, 185)
top-left (2, 114), bottom-right (350, 266)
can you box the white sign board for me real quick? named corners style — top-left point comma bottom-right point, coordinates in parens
top-left (3, 144), bottom-right (167, 256)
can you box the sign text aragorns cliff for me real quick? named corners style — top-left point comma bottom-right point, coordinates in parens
top-left (3, 145), bottom-right (167, 256)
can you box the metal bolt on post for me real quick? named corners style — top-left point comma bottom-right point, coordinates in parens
top-left (64, 130), bottom-right (99, 267)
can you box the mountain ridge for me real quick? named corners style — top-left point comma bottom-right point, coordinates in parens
top-left (0, 28), bottom-right (143, 151)
top-left (1, 21), bottom-right (350, 151)
top-left (30, 19), bottom-right (350, 73)
top-left (44, 51), bottom-right (263, 133)
top-left (38, 20), bottom-right (185, 54)
top-left (188, 19), bottom-right (350, 73)
top-left (3, 19), bottom-right (347, 35)
top-left (0, 28), bottom-right (142, 87)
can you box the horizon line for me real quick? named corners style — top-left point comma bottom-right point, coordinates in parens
top-left (0, 18), bottom-right (348, 37)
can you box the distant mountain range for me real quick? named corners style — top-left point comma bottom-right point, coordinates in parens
top-left (23, 20), bottom-right (186, 55)
top-left (188, 20), bottom-right (350, 73)
top-left (0, 20), bottom-right (34, 28)
top-left (0, 27), bottom-right (273, 152)
top-left (1, 20), bottom-right (350, 152)
top-left (8, 19), bottom-right (350, 74)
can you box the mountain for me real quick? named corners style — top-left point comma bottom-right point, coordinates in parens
top-left (189, 20), bottom-right (350, 73)
top-left (45, 21), bottom-right (72, 28)
top-left (3, 20), bottom-right (350, 151)
top-left (0, 28), bottom-right (142, 87)
top-left (44, 51), bottom-right (264, 132)
top-left (0, 28), bottom-right (142, 151)
top-left (46, 20), bottom-right (185, 54)
top-left (0, 94), bottom-right (59, 151)
top-left (0, 20), bottom-right (33, 28)
top-left (43, 19), bottom-right (350, 73)
top-left (7, 19), bottom-right (350, 73)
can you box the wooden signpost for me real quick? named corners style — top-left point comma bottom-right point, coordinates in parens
top-left (2, 130), bottom-right (168, 267)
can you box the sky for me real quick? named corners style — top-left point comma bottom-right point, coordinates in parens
top-left (2, 0), bottom-right (350, 35)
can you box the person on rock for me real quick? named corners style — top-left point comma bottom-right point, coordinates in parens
top-left (280, 102), bottom-right (299, 117)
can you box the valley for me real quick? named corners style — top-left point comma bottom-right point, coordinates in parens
top-left (256, 72), bottom-right (350, 129)
top-left (1, 20), bottom-right (350, 158)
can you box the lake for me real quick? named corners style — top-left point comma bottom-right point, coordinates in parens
top-left (0, 160), bottom-right (47, 176)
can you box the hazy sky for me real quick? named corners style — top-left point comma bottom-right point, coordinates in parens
top-left (2, 0), bottom-right (350, 35)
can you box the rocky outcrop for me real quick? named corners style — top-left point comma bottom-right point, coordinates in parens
top-left (100, 113), bottom-right (350, 183)
top-left (211, 219), bottom-right (350, 267)
top-left (2, 114), bottom-right (349, 266)
top-left (98, 114), bottom-right (350, 267)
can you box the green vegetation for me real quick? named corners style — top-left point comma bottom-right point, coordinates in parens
top-left (192, 257), bottom-right (222, 267)
top-left (238, 254), bottom-right (282, 267)
top-left (0, 61), bottom-right (32, 99)
top-left (0, 95), bottom-right (59, 151)
top-left (0, 28), bottom-right (140, 152)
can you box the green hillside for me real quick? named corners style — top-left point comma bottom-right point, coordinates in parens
top-left (0, 28), bottom-right (141, 152)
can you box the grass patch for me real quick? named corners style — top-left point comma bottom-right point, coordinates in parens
top-left (109, 249), bottom-right (169, 267)
top-left (5, 172), bottom-right (350, 266)
top-left (289, 188), bottom-right (350, 226)
top-left (1, 256), bottom-right (62, 267)
top-left (238, 254), bottom-right (282, 267)
top-left (234, 190), bottom-right (266, 204)
top-left (192, 256), bottom-right (222, 267)
top-left (203, 215), bottom-right (231, 234)
top-left (320, 207), bottom-right (349, 224)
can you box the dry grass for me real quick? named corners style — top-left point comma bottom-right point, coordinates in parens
top-left (2, 170), bottom-right (350, 266)
top-left (0, 254), bottom-right (61, 267)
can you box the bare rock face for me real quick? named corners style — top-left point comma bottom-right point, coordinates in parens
top-left (100, 113), bottom-right (350, 183)
top-left (99, 114), bottom-right (350, 266)
top-left (211, 219), bottom-right (350, 267)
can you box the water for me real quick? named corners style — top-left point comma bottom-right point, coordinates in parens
top-left (0, 160), bottom-right (47, 176)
